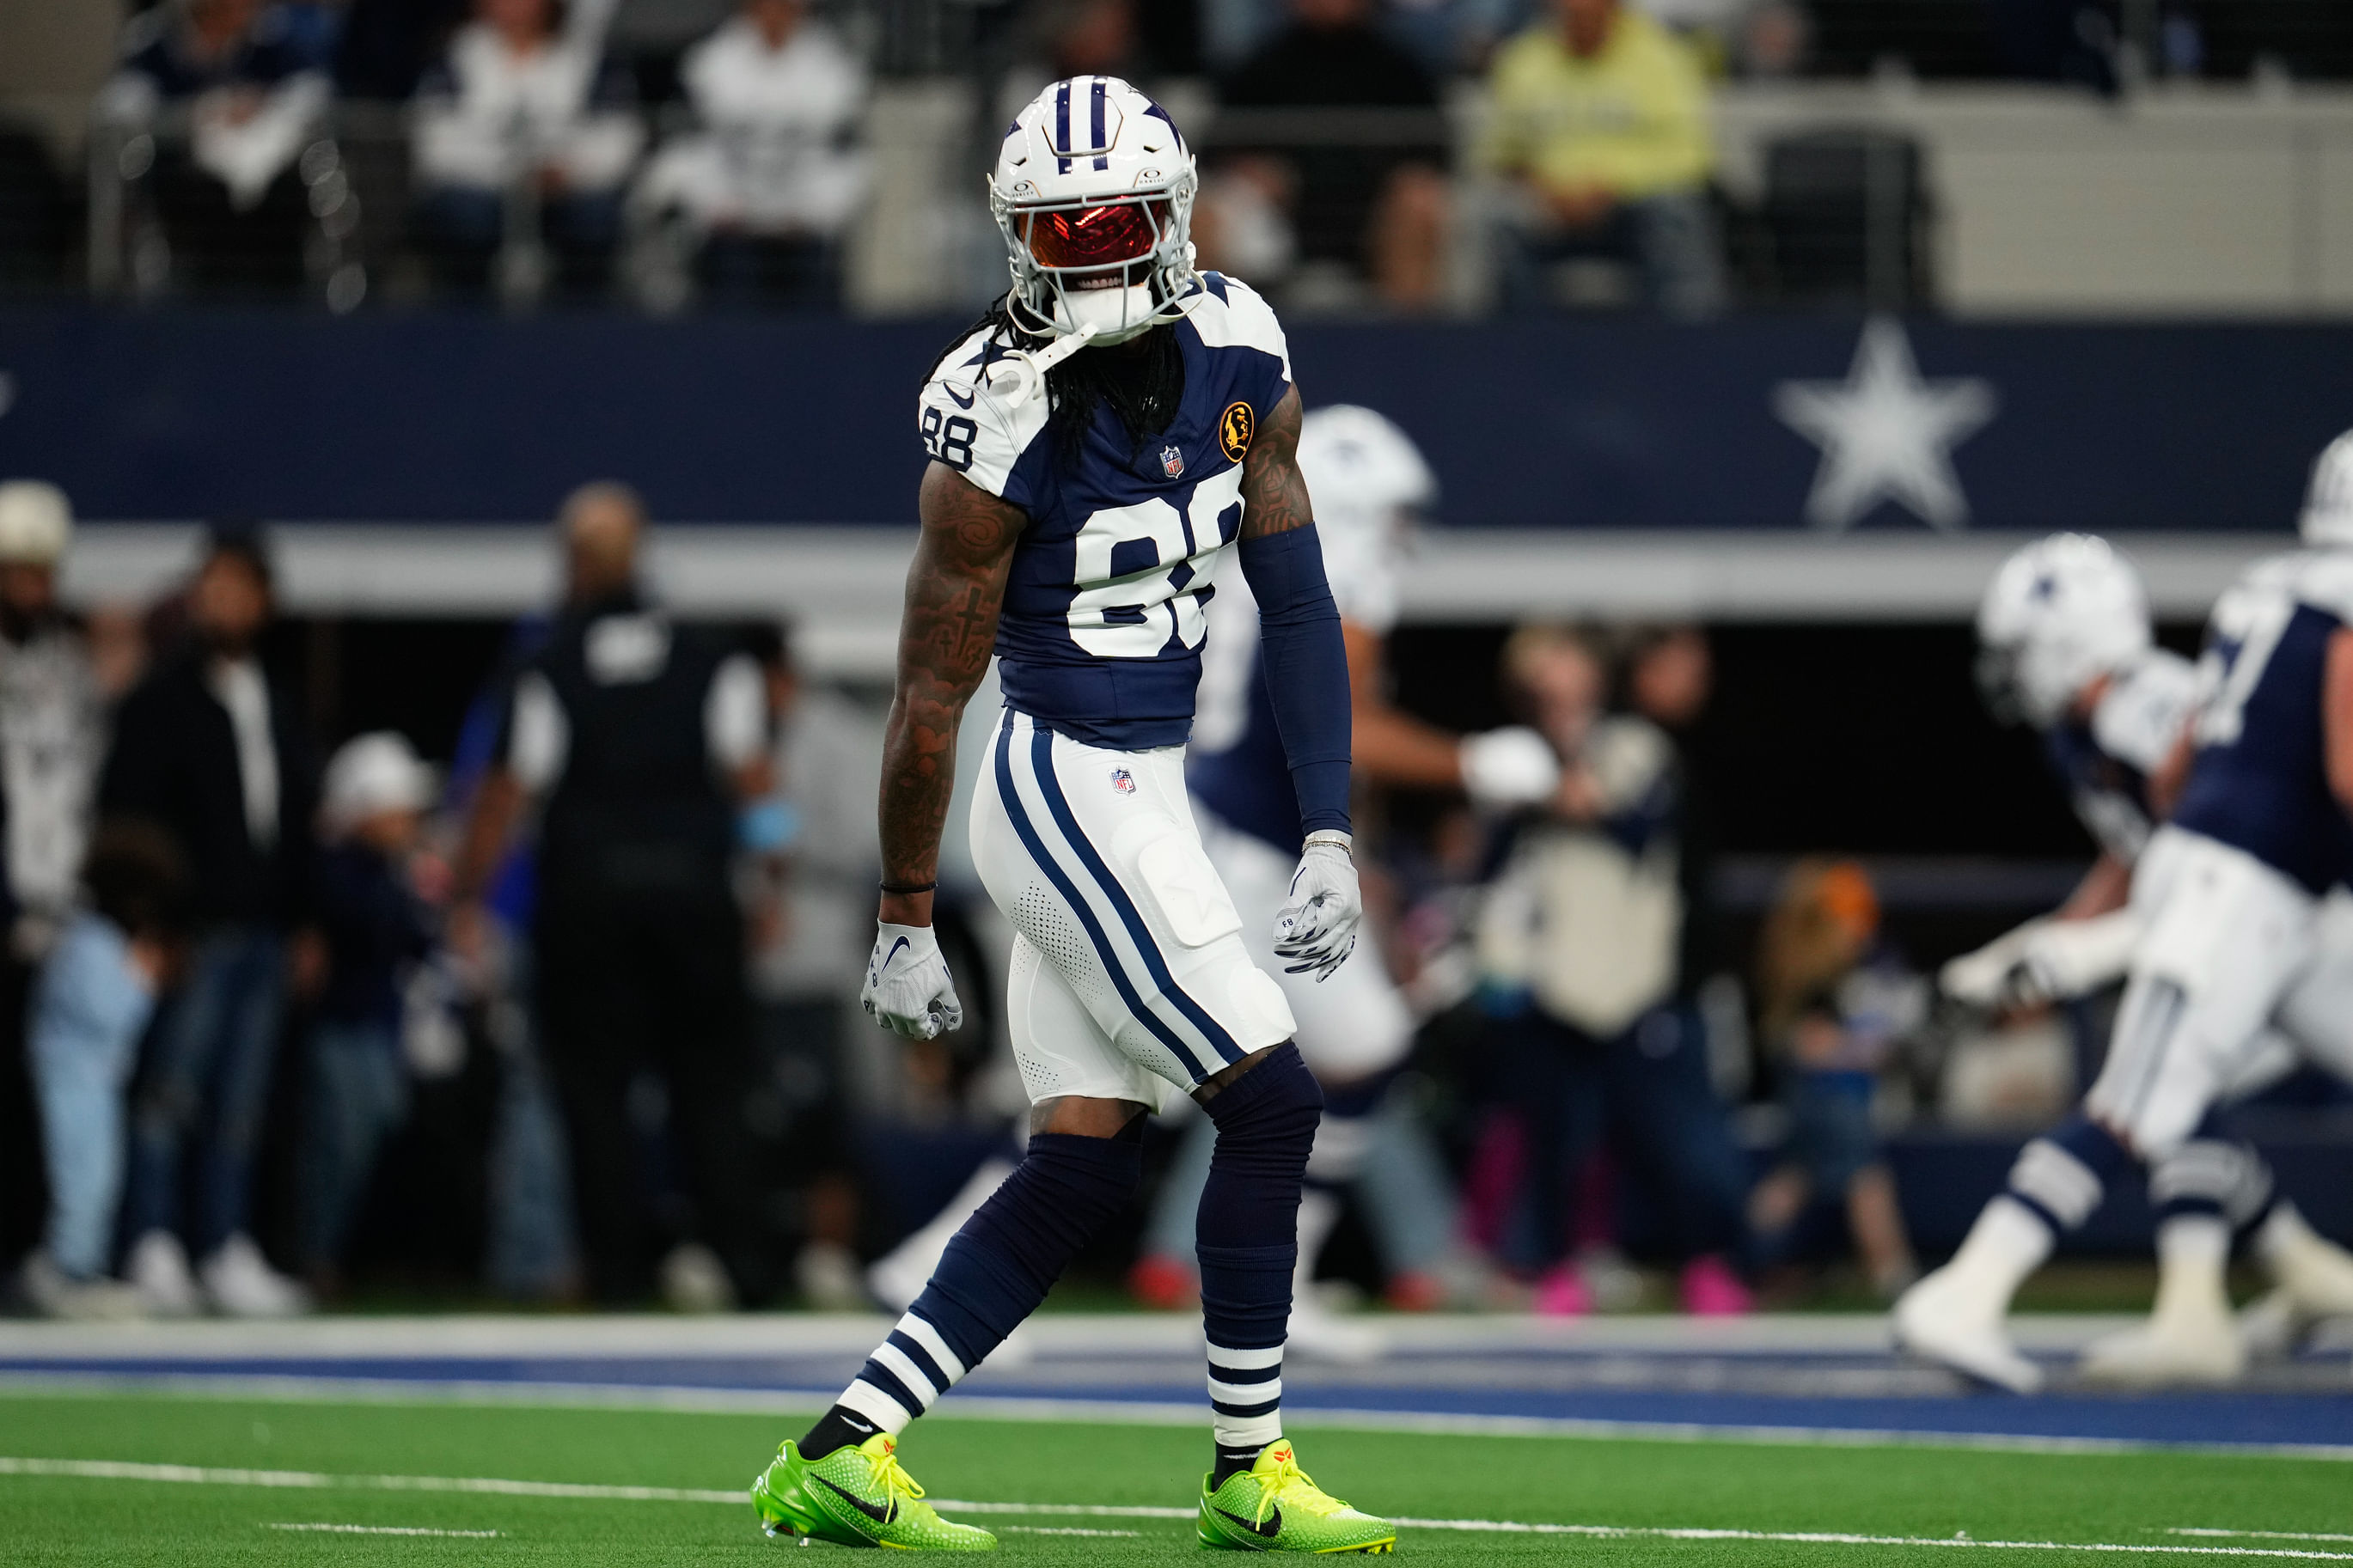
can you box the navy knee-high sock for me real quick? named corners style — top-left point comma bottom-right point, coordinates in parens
top-left (1197, 1043), bottom-right (1323, 1486)
top-left (804, 1126), bottom-right (1141, 1456)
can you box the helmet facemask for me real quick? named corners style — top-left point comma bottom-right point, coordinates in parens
top-left (993, 174), bottom-right (1200, 346)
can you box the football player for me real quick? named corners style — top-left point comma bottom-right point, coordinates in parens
top-left (1152, 404), bottom-right (1555, 1338)
top-left (749, 77), bottom-right (1396, 1553)
top-left (1898, 442), bottom-right (2353, 1393)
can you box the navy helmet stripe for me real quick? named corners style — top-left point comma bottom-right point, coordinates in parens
top-left (993, 717), bottom-right (1214, 1079)
top-left (1091, 77), bottom-right (1109, 170)
top-left (1024, 724), bottom-right (1246, 1065)
top-left (1054, 79), bottom-right (1073, 174)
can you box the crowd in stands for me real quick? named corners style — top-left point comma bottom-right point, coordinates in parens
top-left (0, 473), bottom-right (1984, 1322)
top-left (10, 0), bottom-right (2338, 312)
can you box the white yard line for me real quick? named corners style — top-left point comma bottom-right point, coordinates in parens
top-left (997, 1525), bottom-right (1143, 1537)
top-left (4, 1456), bottom-right (2350, 1559)
top-left (266, 1523), bottom-right (502, 1538)
top-left (7, 1373), bottom-right (2350, 1463)
top-left (2175, 1534), bottom-right (2353, 1547)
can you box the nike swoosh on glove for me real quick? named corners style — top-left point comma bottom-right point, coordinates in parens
top-left (1274, 831), bottom-right (1361, 983)
top-left (862, 921), bottom-right (964, 1040)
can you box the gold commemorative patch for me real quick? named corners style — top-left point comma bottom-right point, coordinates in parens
top-left (1218, 401), bottom-right (1255, 464)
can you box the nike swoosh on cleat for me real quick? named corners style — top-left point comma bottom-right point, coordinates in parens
top-left (815, 1476), bottom-right (895, 1525)
top-left (1214, 1504), bottom-right (1280, 1538)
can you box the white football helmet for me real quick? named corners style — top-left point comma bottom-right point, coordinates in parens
top-left (2299, 429), bottom-right (2353, 548)
top-left (1295, 405), bottom-right (1433, 628)
top-left (989, 75), bottom-right (1199, 348)
top-left (1977, 534), bottom-right (2152, 728)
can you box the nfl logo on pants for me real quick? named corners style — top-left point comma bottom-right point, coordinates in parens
top-left (1161, 445), bottom-right (1185, 479)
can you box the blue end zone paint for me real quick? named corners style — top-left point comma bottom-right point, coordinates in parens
top-left (5, 1352), bottom-right (2347, 1452)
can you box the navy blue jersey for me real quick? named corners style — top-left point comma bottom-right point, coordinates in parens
top-left (2039, 646), bottom-right (2197, 863)
top-left (2173, 553), bottom-right (2353, 894)
top-left (917, 276), bottom-right (1292, 750)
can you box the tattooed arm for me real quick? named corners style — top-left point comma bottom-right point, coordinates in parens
top-left (1239, 385), bottom-right (1312, 540)
top-left (876, 461), bottom-right (1025, 930)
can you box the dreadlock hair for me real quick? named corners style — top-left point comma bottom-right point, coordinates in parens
top-left (922, 293), bottom-right (1186, 468)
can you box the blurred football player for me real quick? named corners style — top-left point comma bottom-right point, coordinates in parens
top-left (749, 77), bottom-right (1395, 1553)
top-left (1153, 405), bottom-right (1554, 1340)
top-left (1898, 445), bottom-right (2353, 1393)
top-left (1947, 532), bottom-right (2353, 1384)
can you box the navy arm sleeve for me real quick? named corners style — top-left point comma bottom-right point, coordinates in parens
top-left (1237, 526), bottom-right (1352, 838)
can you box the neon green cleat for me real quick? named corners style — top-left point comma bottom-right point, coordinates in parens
top-left (751, 1432), bottom-right (996, 1550)
top-left (1196, 1440), bottom-right (1396, 1553)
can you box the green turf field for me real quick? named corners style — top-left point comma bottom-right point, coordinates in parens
top-left (0, 1392), bottom-right (2344, 1565)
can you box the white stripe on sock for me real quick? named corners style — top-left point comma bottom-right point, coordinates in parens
top-left (836, 1380), bottom-right (917, 1436)
top-left (895, 1313), bottom-right (967, 1383)
top-left (1205, 1343), bottom-right (1283, 1371)
top-left (870, 1342), bottom-right (940, 1407)
top-left (1207, 1376), bottom-right (1281, 1406)
top-left (1214, 1409), bottom-right (1284, 1450)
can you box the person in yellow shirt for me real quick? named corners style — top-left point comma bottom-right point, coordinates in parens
top-left (1482, 0), bottom-right (1726, 316)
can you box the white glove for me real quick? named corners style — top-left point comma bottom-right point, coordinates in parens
top-left (1940, 911), bottom-right (2143, 1011)
top-left (1274, 830), bottom-right (1361, 983)
top-left (1458, 727), bottom-right (1561, 809)
top-left (862, 921), bottom-right (964, 1040)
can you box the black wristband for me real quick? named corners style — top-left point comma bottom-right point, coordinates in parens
top-left (879, 880), bottom-right (938, 896)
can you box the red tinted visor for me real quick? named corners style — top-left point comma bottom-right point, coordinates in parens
top-left (1019, 199), bottom-right (1168, 270)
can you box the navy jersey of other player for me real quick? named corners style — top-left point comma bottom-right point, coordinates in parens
top-left (1191, 638), bottom-right (1298, 851)
top-left (2173, 552), bottom-right (2353, 894)
top-left (1190, 404), bottom-right (1427, 853)
top-left (916, 275), bottom-right (1293, 750)
top-left (2041, 646), bottom-right (2197, 863)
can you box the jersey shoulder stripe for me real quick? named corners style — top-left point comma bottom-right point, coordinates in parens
top-left (917, 325), bottom-right (1048, 505)
top-left (1185, 274), bottom-right (1292, 387)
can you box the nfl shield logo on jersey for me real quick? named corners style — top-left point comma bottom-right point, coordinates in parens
top-left (1160, 444), bottom-right (1185, 479)
top-left (1110, 767), bottom-right (1137, 794)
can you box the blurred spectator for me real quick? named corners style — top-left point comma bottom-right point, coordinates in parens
top-left (1748, 859), bottom-right (1920, 1300)
top-left (97, 0), bottom-right (332, 295)
top-left (739, 623), bottom-right (878, 1307)
top-left (412, 0), bottom-right (644, 300)
top-left (0, 482), bottom-right (112, 1281)
top-left (0, 485), bottom-right (110, 965)
top-left (1211, 0), bottom-right (1449, 309)
top-left (998, 0), bottom-right (1150, 125)
top-left (1481, 0), bottom-right (1725, 316)
top-left (1620, 624), bottom-right (1735, 1068)
top-left (1476, 625), bottom-right (1751, 1313)
top-left (17, 823), bottom-right (186, 1319)
top-left (451, 482), bottom-right (772, 1308)
top-left (299, 732), bottom-right (438, 1291)
top-left (102, 523), bottom-right (318, 1319)
top-left (634, 0), bottom-right (869, 308)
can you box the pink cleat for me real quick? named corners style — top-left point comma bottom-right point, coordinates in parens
top-left (1534, 1264), bottom-right (1593, 1317)
top-left (1679, 1254), bottom-right (1754, 1316)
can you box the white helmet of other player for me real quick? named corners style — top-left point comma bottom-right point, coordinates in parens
top-left (1296, 405), bottom-right (1433, 633)
top-left (2299, 429), bottom-right (2353, 547)
top-left (1977, 533), bottom-right (2151, 728)
top-left (990, 76), bottom-right (1198, 347)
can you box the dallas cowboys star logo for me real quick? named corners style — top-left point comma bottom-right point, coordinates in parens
top-left (1773, 318), bottom-right (1998, 533)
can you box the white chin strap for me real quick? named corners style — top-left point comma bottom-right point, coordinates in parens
top-left (984, 325), bottom-right (1098, 408)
